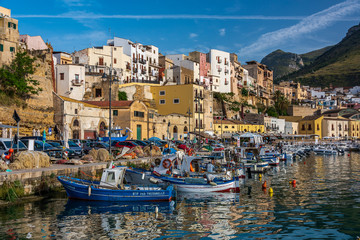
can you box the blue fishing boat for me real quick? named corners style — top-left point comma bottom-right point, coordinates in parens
top-left (58, 166), bottom-right (173, 202)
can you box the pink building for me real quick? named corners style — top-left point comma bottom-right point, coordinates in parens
top-left (20, 35), bottom-right (48, 51)
top-left (189, 51), bottom-right (211, 86)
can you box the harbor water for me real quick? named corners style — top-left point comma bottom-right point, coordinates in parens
top-left (1, 153), bottom-right (360, 239)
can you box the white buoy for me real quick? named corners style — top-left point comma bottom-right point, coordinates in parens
top-left (142, 173), bottom-right (145, 180)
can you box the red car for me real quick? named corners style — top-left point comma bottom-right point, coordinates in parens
top-left (114, 141), bottom-right (138, 149)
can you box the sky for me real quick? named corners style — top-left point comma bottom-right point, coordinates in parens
top-left (4, 0), bottom-right (360, 63)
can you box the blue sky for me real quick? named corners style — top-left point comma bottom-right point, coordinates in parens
top-left (4, 0), bottom-right (360, 62)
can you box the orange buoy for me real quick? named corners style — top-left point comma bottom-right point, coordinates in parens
top-left (291, 164), bottom-right (293, 166)
top-left (348, 154), bottom-right (350, 157)
top-left (292, 180), bottom-right (296, 187)
top-left (9, 149), bottom-right (14, 153)
top-left (262, 181), bottom-right (267, 189)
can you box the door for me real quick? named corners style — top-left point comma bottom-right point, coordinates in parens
top-left (137, 125), bottom-right (142, 140)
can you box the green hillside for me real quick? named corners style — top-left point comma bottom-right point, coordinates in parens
top-left (299, 46), bottom-right (333, 65)
top-left (279, 24), bottom-right (360, 87)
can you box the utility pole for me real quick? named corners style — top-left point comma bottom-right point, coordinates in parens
top-left (186, 107), bottom-right (191, 143)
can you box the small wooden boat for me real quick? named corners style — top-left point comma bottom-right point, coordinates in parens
top-left (58, 166), bottom-right (173, 202)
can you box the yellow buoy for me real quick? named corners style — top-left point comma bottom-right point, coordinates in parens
top-left (269, 187), bottom-right (273, 193)
top-left (259, 173), bottom-right (262, 178)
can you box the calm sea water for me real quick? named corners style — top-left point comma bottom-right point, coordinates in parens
top-left (1, 153), bottom-right (360, 239)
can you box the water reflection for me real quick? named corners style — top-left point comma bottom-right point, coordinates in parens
top-left (0, 153), bottom-right (359, 239)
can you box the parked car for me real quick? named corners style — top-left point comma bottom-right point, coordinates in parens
top-left (47, 141), bottom-right (77, 159)
top-left (21, 139), bottom-right (62, 158)
top-left (113, 141), bottom-right (139, 149)
top-left (83, 142), bottom-right (110, 154)
top-left (128, 140), bottom-right (148, 148)
top-left (20, 136), bottom-right (44, 141)
top-left (50, 140), bottom-right (83, 157)
top-left (0, 138), bottom-right (27, 156)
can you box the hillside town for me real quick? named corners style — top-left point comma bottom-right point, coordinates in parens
top-left (1, 6), bottom-right (360, 142)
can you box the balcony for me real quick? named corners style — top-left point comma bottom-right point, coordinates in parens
top-left (141, 69), bottom-right (147, 74)
top-left (218, 68), bottom-right (222, 72)
top-left (72, 79), bottom-right (84, 86)
top-left (126, 65), bottom-right (131, 71)
top-left (139, 59), bottom-right (147, 64)
top-left (133, 68), bottom-right (138, 73)
top-left (195, 94), bottom-right (204, 99)
top-left (132, 58), bottom-right (138, 63)
top-left (225, 69), bottom-right (229, 74)
top-left (225, 80), bottom-right (229, 85)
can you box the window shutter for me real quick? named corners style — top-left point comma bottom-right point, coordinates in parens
top-left (0, 44), bottom-right (3, 52)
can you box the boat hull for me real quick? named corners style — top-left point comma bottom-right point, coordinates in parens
top-left (58, 176), bottom-right (173, 202)
top-left (175, 180), bottom-right (239, 193)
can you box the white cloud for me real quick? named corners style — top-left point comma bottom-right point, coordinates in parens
top-left (189, 33), bottom-right (198, 39)
top-left (239, 0), bottom-right (360, 59)
top-left (61, 0), bottom-right (90, 7)
top-left (219, 28), bottom-right (226, 36)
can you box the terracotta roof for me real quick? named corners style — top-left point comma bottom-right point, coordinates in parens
top-left (301, 115), bottom-right (323, 121)
top-left (59, 96), bottom-right (100, 108)
top-left (278, 116), bottom-right (303, 122)
top-left (84, 101), bottom-right (133, 108)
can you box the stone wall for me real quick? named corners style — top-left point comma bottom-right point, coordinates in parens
top-left (287, 105), bottom-right (317, 117)
top-left (0, 49), bottom-right (55, 137)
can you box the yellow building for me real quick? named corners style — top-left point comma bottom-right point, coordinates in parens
top-left (298, 115), bottom-right (324, 138)
top-left (213, 119), bottom-right (265, 136)
top-left (53, 51), bottom-right (72, 65)
top-left (151, 84), bottom-right (205, 133)
top-left (343, 113), bottom-right (360, 139)
top-left (0, 6), bottom-right (19, 66)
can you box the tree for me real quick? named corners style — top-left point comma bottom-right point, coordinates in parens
top-left (118, 91), bottom-right (128, 100)
top-left (241, 88), bottom-right (249, 97)
top-left (273, 90), bottom-right (289, 116)
top-left (0, 50), bottom-right (42, 99)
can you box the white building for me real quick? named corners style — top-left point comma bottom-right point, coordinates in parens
top-left (265, 117), bottom-right (285, 134)
top-left (207, 49), bottom-right (231, 93)
top-left (350, 86), bottom-right (360, 95)
top-left (72, 46), bottom-right (131, 82)
top-left (56, 64), bottom-right (85, 101)
top-left (107, 37), bottom-right (158, 83)
top-left (285, 121), bottom-right (299, 135)
top-left (165, 54), bottom-right (187, 66)
top-left (145, 45), bottom-right (160, 81)
top-left (311, 90), bottom-right (325, 99)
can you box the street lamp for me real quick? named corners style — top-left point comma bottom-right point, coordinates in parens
top-left (186, 107), bottom-right (191, 143)
top-left (194, 96), bottom-right (201, 148)
top-left (101, 71), bottom-right (120, 156)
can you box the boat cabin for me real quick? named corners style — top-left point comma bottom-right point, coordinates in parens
top-left (100, 167), bottom-right (126, 188)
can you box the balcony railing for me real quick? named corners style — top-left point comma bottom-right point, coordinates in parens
top-left (133, 58), bottom-right (138, 63)
top-left (139, 59), bottom-right (147, 64)
top-left (72, 79), bottom-right (84, 86)
top-left (217, 59), bottom-right (222, 64)
top-left (126, 65), bottom-right (131, 71)
top-left (133, 68), bottom-right (138, 73)
top-left (141, 69), bottom-right (147, 74)
top-left (218, 68), bottom-right (222, 72)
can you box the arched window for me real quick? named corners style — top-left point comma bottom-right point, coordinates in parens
top-left (184, 126), bottom-right (188, 133)
top-left (173, 126), bottom-right (178, 133)
top-left (73, 119), bottom-right (79, 127)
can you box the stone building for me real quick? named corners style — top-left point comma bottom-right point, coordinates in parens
top-left (54, 94), bottom-right (109, 139)
top-left (0, 6), bottom-right (19, 66)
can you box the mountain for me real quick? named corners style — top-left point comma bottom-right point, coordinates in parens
top-left (260, 49), bottom-right (304, 79)
top-left (277, 23), bottom-right (360, 87)
top-left (261, 47), bottom-right (332, 80)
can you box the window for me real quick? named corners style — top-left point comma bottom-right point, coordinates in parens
top-left (218, 126), bottom-right (221, 128)
top-left (308, 124), bottom-right (312, 130)
top-left (113, 110), bottom-right (118, 116)
top-left (331, 124), bottom-right (334, 131)
top-left (10, 47), bottom-right (15, 52)
top-left (75, 109), bottom-right (78, 114)
top-left (75, 74), bottom-right (79, 80)
top-left (232, 126), bottom-right (235, 129)
top-left (339, 124), bottom-right (342, 131)
top-left (99, 57), bottom-right (104, 66)
top-left (99, 69), bottom-right (104, 73)
top-left (0, 44), bottom-right (3, 52)
top-left (317, 124), bottom-right (320, 131)
top-left (134, 111), bottom-right (144, 117)
top-left (210, 106), bottom-right (212, 113)
top-left (159, 91), bottom-right (165, 96)
top-left (160, 99), bottom-right (165, 104)
top-left (302, 124), bottom-right (305, 131)
top-left (74, 57), bottom-right (79, 64)
top-left (225, 126), bottom-right (228, 129)
top-left (114, 58), bottom-right (117, 64)
top-left (95, 88), bottom-right (102, 97)
top-left (60, 73), bottom-right (64, 80)
top-left (173, 99), bottom-right (180, 104)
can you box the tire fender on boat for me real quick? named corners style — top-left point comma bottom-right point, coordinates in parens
top-left (162, 159), bottom-right (172, 169)
top-left (88, 185), bottom-right (91, 196)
